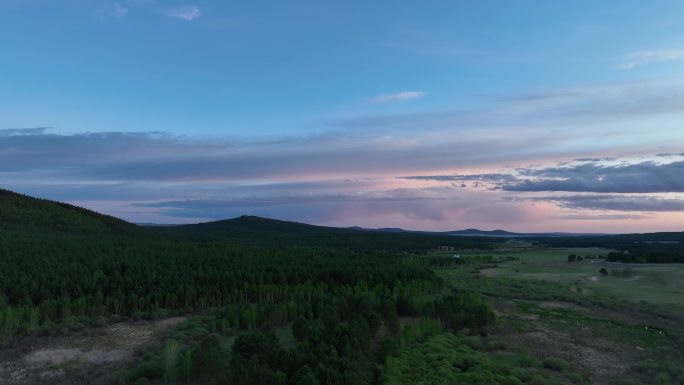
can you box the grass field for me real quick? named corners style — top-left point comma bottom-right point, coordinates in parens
top-left (455, 247), bottom-right (684, 307)
top-left (432, 246), bottom-right (684, 385)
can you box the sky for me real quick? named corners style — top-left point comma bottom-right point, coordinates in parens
top-left (2, 0), bottom-right (684, 232)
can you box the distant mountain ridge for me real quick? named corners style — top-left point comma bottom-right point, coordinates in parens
top-left (1, 188), bottom-right (681, 243)
top-left (346, 224), bottom-right (602, 237)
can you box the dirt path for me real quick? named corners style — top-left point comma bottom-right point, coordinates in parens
top-left (0, 317), bottom-right (185, 385)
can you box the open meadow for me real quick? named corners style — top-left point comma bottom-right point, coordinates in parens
top-left (471, 247), bottom-right (684, 307)
top-left (434, 246), bottom-right (684, 385)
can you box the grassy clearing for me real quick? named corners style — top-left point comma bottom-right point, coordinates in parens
top-left (433, 247), bottom-right (684, 385)
top-left (451, 247), bottom-right (684, 307)
top-left (514, 302), bottom-right (668, 348)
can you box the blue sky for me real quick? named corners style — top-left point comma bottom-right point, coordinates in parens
top-left (3, 1), bottom-right (684, 231)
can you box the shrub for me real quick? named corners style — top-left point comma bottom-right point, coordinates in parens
top-left (485, 339), bottom-right (507, 351)
top-left (134, 377), bottom-right (152, 385)
top-left (531, 374), bottom-right (551, 385)
top-left (463, 336), bottom-right (483, 351)
top-left (511, 367), bottom-right (532, 382)
top-left (543, 356), bottom-right (570, 372)
top-left (515, 348), bottom-right (537, 367)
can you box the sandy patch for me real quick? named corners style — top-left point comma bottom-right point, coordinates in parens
top-left (0, 317), bottom-right (185, 385)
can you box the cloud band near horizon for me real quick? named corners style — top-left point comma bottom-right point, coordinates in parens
top-left (2, 122), bottom-right (684, 233)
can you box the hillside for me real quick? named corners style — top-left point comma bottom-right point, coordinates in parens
top-left (151, 215), bottom-right (502, 251)
top-left (157, 215), bottom-right (336, 238)
top-left (0, 189), bottom-right (144, 238)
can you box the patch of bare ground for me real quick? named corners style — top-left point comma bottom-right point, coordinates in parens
top-left (501, 322), bottom-right (630, 383)
top-left (491, 298), bottom-right (537, 320)
top-left (0, 317), bottom-right (185, 385)
top-left (496, 298), bottom-right (634, 385)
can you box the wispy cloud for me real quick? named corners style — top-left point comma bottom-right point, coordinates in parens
top-left (620, 48), bottom-right (684, 69)
top-left (0, 128), bottom-right (551, 181)
top-left (370, 91), bottom-right (425, 104)
top-left (338, 80), bottom-right (684, 134)
top-left (559, 214), bottom-right (648, 220)
top-left (403, 174), bottom-right (519, 184)
top-left (98, 2), bottom-right (128, 21)
top-left (160, 6), bottom-right (202, 21)
top-left (513, 195), bottom-right (684, 212)
top-left (0, 127), bottom-right (50, 136)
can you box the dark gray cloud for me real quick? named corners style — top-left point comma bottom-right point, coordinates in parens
top-left (505, 161), bottom-right (684, 193)
top-left (514, 195), bottom-right (684, 212)
top-left (402, 157), bottom-right (684, 194)
top-left (402, 173), bottom-right (519, 183)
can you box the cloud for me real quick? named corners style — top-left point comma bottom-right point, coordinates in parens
top-left (504, 160), bottom-right (684, 193)
top-left (131, 190), bottom-right (537, 227)
top-left (514, 195), bottom-right (684, 212)
top-left (402, 173), bottom-right (519, 184)
top-left (160, 6), bottom-right (201, 20)
top-left (370, 91), bottom-right (425, 104)
top-left (0, 127), bottom-right (50, 136)
top-left (620, 48), bottom-right (684, 69)
top-left (486, 89), bottom-right (585, 103)
top-left (559, 214), bottom-right (648, 220)
top-left (402, 155), bottom-right (684, 197)
top-left (0, 128), bottom-right (547, 226)
top-left (134, 195), bottom-right (450, 221)
top-left (3, 129), bottom-right (682, 188)
top-left (0, 127), bottom-right (566, 182)
top-left (98, 2), bottom-right (129, 20)
top-left (335, 80), bottom-right (684, 136)
top-left (3, 72), bottom-right (684, 230)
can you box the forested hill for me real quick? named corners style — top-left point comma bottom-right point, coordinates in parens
top-left (156, 215), bottom-right (337, 238)
top-left (3, 187), bottom-right (683, 260)
top-left (0, 187), bottom-right (500, 251)
top-left (151, 215), bottom-right (501, 251)
top-left (0, 188), bottom-right (143, 238)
